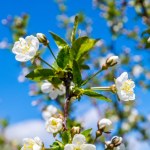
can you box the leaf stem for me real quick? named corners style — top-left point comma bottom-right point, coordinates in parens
top-left (38, 56), bottom-right (55, 70)
top-left (91, 86), bottom-right (111, 91)
top-left (47, 44), bottom-right (57, 61)
top-left (81, 69), bottom-right (103, 86)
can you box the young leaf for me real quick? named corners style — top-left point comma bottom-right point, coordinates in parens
top-left (25, 68), bottom-right (55, 81)
top-left (81, 128), bottom-right (92, 137)
top-left (83, 89), bottom-right (112, 102)
top-left (49, 31), bottom-right (69, 50)
top-left (56, 46), bottom-right (70, 69)
top-left (70, 36), bottom-right (98, 61)
top-left (62, 131), bottom-right (71, 144)
top-left (73, 60), bottom-right (82, 86)
top-left (71, 15), bottom-right (79, 43)
top-left (76, 38), bottom-right (99, 61)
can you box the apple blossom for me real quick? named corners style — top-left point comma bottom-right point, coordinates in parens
top-left (115, 72), bottom-right (135, 101)
top-left (98, 118), bottom-right (112, 132)
top-left (12, 35), bottom-right (39, 62)
top-left (21, 136), bottom-right (44, 150)
top-left (42, 105), bottom-right (57, 120)
top-left (41, 81), bottom-right (66, 99)
top-left (64, 134), bottom-right (96, 150)
top-left (45, 117), bottom-right (63, 133)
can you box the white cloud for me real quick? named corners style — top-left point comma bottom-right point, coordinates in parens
top-left (4, 119), bottom-right (54, 147)
top-left (77, 107), bottom-right (99, 132)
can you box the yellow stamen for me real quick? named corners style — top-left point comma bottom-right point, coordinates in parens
top-left (121, 80), bottom-right (133, 94)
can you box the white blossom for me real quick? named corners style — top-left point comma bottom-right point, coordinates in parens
top-left (132, 65), bottom-right (143, 77)
top-left (98, 118), bottom-right (112, 132)
top-left (115, 72), bottom-right (135, 101)
top-left (21, 136), bottom-right (44, 150)
top-left (42, 105), bottom-right (57, 120)
top-left (41, 81), bottom-right (65, 99)
top-left (12, 35), bottom-right (39, 62)
top-left (64, 134), bottom-right (96, 150)
top-left (45, 117), bottom-right (63, 133)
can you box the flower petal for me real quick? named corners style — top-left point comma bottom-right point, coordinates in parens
top-left (81, 144), bottom-right (96, 150)
top-left (15, 54), bottom-right (31, 62)
top-left (72, 134), bottom-right (86, 146)
top-left (64, 144), bottom-right (75, 150)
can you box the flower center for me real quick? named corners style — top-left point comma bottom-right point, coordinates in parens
top-left (24, 143), bottom-right (34, 149)
top-left (74, 146), bottom-right (81, 150)
top-left (20, 39), bottom-right (31, 54)
top-left (121, 80), bottom-right (133, 94)
top-left (51, 120), bottom-right (58, 126)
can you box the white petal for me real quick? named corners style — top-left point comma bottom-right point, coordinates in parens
top-left (26, 35), bottom-right (39, 50)
top-left (49, 91), bottom-right (59, 99)
top-left (15, 54), bottom-right (31, 62)
top-left (64, 144), bottom-right (75, 150)
top-left (81, 144), bottom-right (96, 150)
top-left (27, 46), bottom-right (37, 57)
top-left (116, 72), bottom-right (128, 88)
top-left (72, 134), bottom-right (86, 146)
top-left (12, 41), bottom-right (21, 54)
top-left (41, 82), bottom-right (51, 93)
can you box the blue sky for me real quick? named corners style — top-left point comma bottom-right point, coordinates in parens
top-left (0, 0), bottom-right (150, 125)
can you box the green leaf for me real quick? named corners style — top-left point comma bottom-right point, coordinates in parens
top-left (73, 60), bottom-right (82, 86)
top-left (49, 31), bottom-right (69, 50)
top-left (83, 89), bottom-right (112, 102)
top-left (56, 46), bottom-right (70, 69)
top-left (71, 15), bottom-right (79, 43)
top-left (81, 128), bottom-right (92, 137)
top-left (50, 141), bottom-right (63, 150)
top-left (70, 36), bottom-right (98, 61)
top-left (62, 131), bottom-right (71, 144)
top-left (25, 68), bottom-right (55, 81)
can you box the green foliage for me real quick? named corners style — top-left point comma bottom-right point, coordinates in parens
top-left (71, 16), bottom-right (79, 43)
top-left (82, 89), bottom-right (112, 102)
top-left (49, 31), bottom-right (69, 50)
top-left (70, 36), bottom-right (98, 61)
top-left (62, 131), bottom-right (71, 144)
top-left (25, 68), bottom-right (55, 81)
top-left (56, 46), bottom-right (70, 69)
top-left (50, 141), bottom-right (64, 150)
top-left (81, 128), bottom-right (92, 137)
top-left (72, 60), bottom-right (82, 86)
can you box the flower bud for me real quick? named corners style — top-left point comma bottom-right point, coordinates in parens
top-left (36, 33), bottom-right (49, 46)
top-left (111, 136), bottom-right (123, 147)
top-left (98, 118), bottom-right (112, 133)
top-left (96, 130), bottom-right (102, 138)
top-left (71, 126), bottom-right (80, 136)
top-left (106, 56), bottom-right (119, 67)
